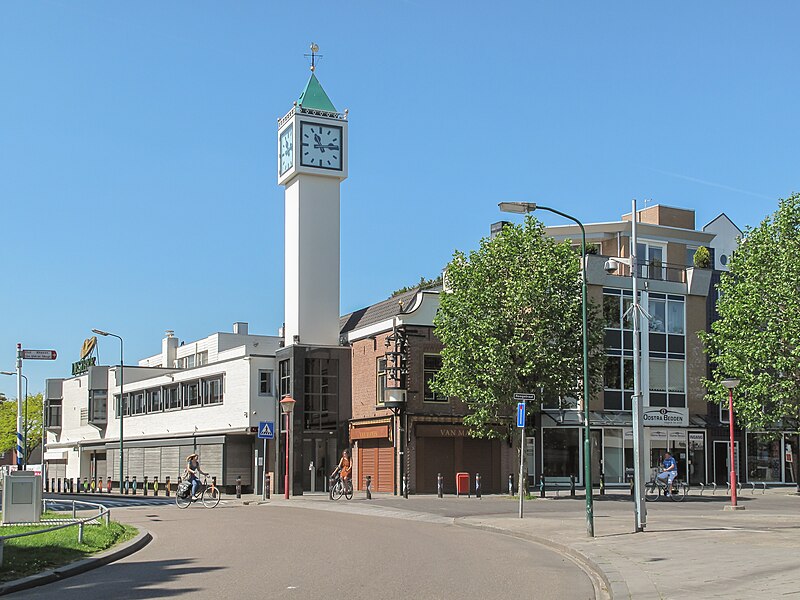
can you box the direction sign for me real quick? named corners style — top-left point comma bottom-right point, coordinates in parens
top-left (513, 393), bottom-right (536, 402)
top-left (516, 402), bottom-right (526, 428)
top-left (257, 421), bottom-right (275, 440)
top-left (22, 350), bottom-right (57, 360)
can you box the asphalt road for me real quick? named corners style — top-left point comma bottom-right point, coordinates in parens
top-left (13, 502), bottom-right (594, 600)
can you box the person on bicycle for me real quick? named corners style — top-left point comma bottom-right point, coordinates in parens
top-left (657, 451), bottom-right (678, 495)
top-left (186, 453), bottom-right (208, 499)
top-left (332, 449), bottom-right (352, 490)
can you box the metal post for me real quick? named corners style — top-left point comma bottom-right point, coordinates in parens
top-left (265, 473), bottom-right (271, 500)
top-left (165, 475), bottom-right (171, 497)
top-left (508, 473), bottom-right (514, 497)
top-left (366, 475), bottom-right (373, 500)
top-left (728, 387), bottom-right (738, 508)
top-left (15, 344), bottom-right (23, 470)
top-left (476, 473), bottom-right (481, 499)
top-left (284, 411), bottom-right (290, 499)
top-left (236, 475), bottom-right (242, 499)
top-left (262, 436), bottom-right (267, 500)
top-left (570, 474), bottom-right (576, 497)
top-left (78, 522), bottom-right (84, 544)
top-left (600, 472), bottom-right (605, 496)
top-left (72, 501), bottom-right (76, 518)
top-left (154, 476), bottom-right (159, 496)
top-left (437, 473), bottom-right (443, 499)
top-left (539, 474), bottom-right (546, 498)
top-left (403, 473), bottom-right (408, 499)
top-left (143, 476), bottom-right (148, 496)
top-left (124, 476), bottom-right (129, 495)
top-left (631, 199), bottom-right (647, 532)
top-left (518, 423), bottom-right (525, 518)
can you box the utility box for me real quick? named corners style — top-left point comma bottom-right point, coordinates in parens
top-left (456, 472), bottom-right (470, 497)
top-left (2, 471), bottom-right (42, 524)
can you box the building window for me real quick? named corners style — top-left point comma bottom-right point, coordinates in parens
top-left (376, 358), bottom-right (387, 406)
top-left (164, 386), bottom-right (179, 410)
top-left (114, 394), bottom-right (129, 418)
top-left (129, 392), bottom-right (146, 415)
top-left (686, 247), bottom-right (697, 267)
top-left (423, 354), bottom-right (446, 402)
top-left (258, 370), bottom-right (273, 396)
top-left (719, 403), bottom-right (729, 424)
top-left (184, 355), bottom-right (196, 369)
top-left (197, 351), bottom-right (208, 366)
top-left (304, 358), bottom-right (338, 430)
top-left (88, 390), bottom-right (108, 422)
top-left (182, 381), bottom-right (200, 408)
top-left (648, 358), bottom-right (685, 407)
top-left (602, 289), bottom-right (635, 411)
top-left (279, 359), bottom-right (291, 398)
top-left (46, 400), bottom-right (62, 428)
top-left (636, 241), bottom-right (666, 280)
top-left (746, 433), bottom-right (782, 482)
top-left (542, 427), bottom-right (581, 479)
top-left (148, 388), bottom-right (162, 412)
top-left (203, 376), bottom-right (223, 405)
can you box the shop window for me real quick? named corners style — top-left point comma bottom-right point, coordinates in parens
top-left (258, 370), bottom-right (273, 396)
top-left (746, 433), bottom-right (782, 482)
top-left (423, 354), bottom-right (446, 402)
top-left (542, 428), bottom-right (580, 479)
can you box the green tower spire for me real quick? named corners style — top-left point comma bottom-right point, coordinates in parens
top-left (297, 73), bottom-right (337, 113)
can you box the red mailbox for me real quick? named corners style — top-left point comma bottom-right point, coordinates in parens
top-left (456, 472), bottom-right (470, 497)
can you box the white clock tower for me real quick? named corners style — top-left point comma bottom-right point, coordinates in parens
top-left (278, 49), bottom-right (348, 347)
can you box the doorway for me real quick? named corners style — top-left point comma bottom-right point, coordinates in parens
top-left (687, 432), bottom-right (705, 485)
top-left (713, 440), bottom-right (740, 484)
top-left (302, 437), bottom-right (338, 492)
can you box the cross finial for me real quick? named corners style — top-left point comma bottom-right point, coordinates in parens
top-left (305, 42), bottom-right (321, 72)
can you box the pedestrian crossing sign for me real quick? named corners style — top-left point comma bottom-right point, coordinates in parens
top-left (258, 421), bottom-right (275, 439)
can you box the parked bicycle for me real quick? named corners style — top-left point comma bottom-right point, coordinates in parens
top-left (176, 475), bottom-right (221, 509)
top-left (329, 467), bottom-right (353, 500)
top-left (645, 470), bottom-right (687, 502)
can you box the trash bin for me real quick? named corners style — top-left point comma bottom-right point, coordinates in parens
top-left (456, 472), bottom-right (470, 497)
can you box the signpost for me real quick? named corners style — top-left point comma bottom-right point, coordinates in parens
top-left (21, 350), bottom-right (57, 360)
top-left (514, 393), bottom-right (533, 518)
top-left (257, 421), bottom-right (274, 500)
top-left (15, 346), bottom-right (57, 471)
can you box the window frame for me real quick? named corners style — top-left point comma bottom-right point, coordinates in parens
top-left (423, 354), bottom-right (447, 403)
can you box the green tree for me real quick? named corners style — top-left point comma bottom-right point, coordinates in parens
top-left (432, 216), bottom-right (605, 437)
top-left (701, 193), bottom-right (800, 430)
top-left (0, 393), bottom-right (44, 462)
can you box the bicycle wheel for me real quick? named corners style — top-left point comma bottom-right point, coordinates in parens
top-left (644, 482), bottom-right (660, 502)
top-left (176, 492), bottom-right (192, 509)
top-left (202, 486), bottom-right (221, 508)
top-left (670, 482), bottom-right (687, 502)
top-left (344, 480), bottom-right (353, 500)
top-left (331, 480), bottom-right (343, 500)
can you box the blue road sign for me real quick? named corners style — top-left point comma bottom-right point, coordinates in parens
top-left (516, 403), bottom-right (526, 428)
top-left (258, 421), bottom-right (275, 439)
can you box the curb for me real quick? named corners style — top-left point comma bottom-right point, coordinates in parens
top-left (455, 520), bottom-right (621, 600)
top-left (0, 528), bottom-right (152, 596)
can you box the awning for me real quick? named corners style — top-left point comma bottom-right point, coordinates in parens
top-left (43, 450), bottom-right (68, 460)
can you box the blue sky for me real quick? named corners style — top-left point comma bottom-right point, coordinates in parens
top-left (1, 1), bottom-right (798, 397)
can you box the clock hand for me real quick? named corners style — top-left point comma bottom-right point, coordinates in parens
top-left (314, 134), bottom-right (321, 144)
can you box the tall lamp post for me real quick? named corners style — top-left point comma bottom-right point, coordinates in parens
top-left (721, 378), bottom-right (744, 511)
top-left (280, 395), bottom-right (296, 499)
top-left (499, 201), bottom-right (594, 538)
top-left (0, 372), bottom-right (27, 468)
top-left (92, 329), bottom-right (124, 492)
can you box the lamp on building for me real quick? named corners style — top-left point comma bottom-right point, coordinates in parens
top-left (92, 329), bottom-right (124, 492)
top-left (280, 395), bottom-right (296, 499)
top-left (721, 377), bottom-right (743, 511)
top-left (499, 200), bottom-right (594, 538)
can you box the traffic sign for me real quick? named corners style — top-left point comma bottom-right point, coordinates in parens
top-left (257, 421), bottom-right (275, 439)
top-left (513, 393), bottom-right (536, 402)
top-left (21, 350), bottom-right (57, 360)
top-left (516, 402), bottom-right (526, 428)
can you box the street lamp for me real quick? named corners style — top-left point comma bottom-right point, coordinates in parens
top-left (280, 395), bottom-right (296, 499)
top-left (92, 329), bottom-right (124, 493)
top-left (721, 378), bottom-right (744, 511)
top-left (499, 201), bottom-right (594, 538)
top-left (1, 372), bottom-right (27, 468)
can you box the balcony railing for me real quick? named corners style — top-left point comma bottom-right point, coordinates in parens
top-left (602, 256), bottom-right (688, 284)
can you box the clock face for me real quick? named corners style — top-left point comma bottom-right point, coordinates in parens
top-left (279, 124), bottom-right (294, 175)
top-left (300, 122), bottom-right (342, 170)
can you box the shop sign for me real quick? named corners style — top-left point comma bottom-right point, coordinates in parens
top-left (350, 424), bottom-right (390, 440)
top-left (650, 429), bottom-right (668, 440)
top-left (688, 432), bottom-right (705, 445)
top-left (668, 430), bottom-right (687, 442)
top-left (72, 337), bottom-right (98, 376)
top-left (643, 407), bottom-right (688, 427)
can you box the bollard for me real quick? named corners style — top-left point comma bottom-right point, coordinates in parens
top-left (84, 477), bottom-right (89, 492)
top-left (69, 478), bottom-right (74, 494)
top-left (78, 522), bottom-right (84, 544)
top-left (508, 474), bottom-right (514, 497)
top-left (475, 473), bottom-right (482, 499)
top-left (699, 483), bottom-right (705, 496)
top-left (437, 473), bottom-right (443, 499)
top-left (366, 475), bottom-right (373, 500)
top-left (570, 474), bottom-right (576, 497)
top-left (57, 478), bottom-right (62, 494)
top-left (107, 477), bottom-right (112, 493)
top-left (51, 478), bottom-right (55, 493)
top-left (154, 477), bottom-right (159, 496)
top-left (72, 500), bottom-right (77, 518)
top-left (212, 476), bottom-right (217, 492)
top-left (143, 476), bottom-right (148, 496)
top-left (91, 478), bottom-right (96, 493)
top-left (124, 476), bottom-right (130, 495)
top-left (236, 475), bottom-right (242, 499)
top-left (45, 477), bottom-right (49, 493)
top-left (600, 473), bottom-right (605, 496)
top-left (265, 473), bottom-right (271, 500)
top-left (737, 481), bottom-right (742, 494)
top-left (132, 476), bottom-right (138, 495)
top-left (762, 482), bottom-right (767, 495)
top-left (403, 474), bottom-right (409, 499)
top-left (712, 482), bottom-right (718, 495)
top-left (539, 474), bottom-right (546, 498)
top-left (165, 475), bottom-right (171, 497)
top-left (750, 482), bottom-right (756, 495)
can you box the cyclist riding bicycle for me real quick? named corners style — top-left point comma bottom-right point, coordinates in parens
top-left (657, 451), bottom-right (678, 496)
top-left (331, 449), bottom-right (352, 490)
top-left (185, 453), bottom-right (209, 500)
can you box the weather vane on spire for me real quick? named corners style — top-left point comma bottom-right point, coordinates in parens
top-left (305, 42), bottom-right (321, 72)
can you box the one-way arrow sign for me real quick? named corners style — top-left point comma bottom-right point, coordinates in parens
top-left (257, 421), bottom-right (275, 439)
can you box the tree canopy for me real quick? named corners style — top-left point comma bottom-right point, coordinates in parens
top-left (432, 217), bottom-right (605, 436)
top-left (0, 393), bottom-right (43, 462)
top-left (701, 193), bottom-right (800, 431)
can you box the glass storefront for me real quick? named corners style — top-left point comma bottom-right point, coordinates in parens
top-left (747, 432), bottom-right (799, 483)
top-left (604, 429), bottom-right (624, 483)
top-left (542, 427), bottom-right (580, 480)
top-left (784, 435), bottom-right (798, 485)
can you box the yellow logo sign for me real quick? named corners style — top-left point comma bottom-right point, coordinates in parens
top-left (80, 337), bottom-right (97, 360)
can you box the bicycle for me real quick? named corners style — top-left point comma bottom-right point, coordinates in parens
top-left (644, 471), bottom-right (687, 502)
top-left (329, 468), bottom-right (353, 501)
top-left (176, 475), bottom-right (221, 509)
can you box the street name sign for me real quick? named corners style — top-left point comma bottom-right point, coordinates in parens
top-left (258, 421), bottom-right (275, 439)
top-left (22, 350), bottom-right (57, 360)
top-left (513, 393), bottom-right (536, 402)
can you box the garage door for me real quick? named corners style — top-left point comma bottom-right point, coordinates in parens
top-left (358, 440), bottom-right (394, 493)
top-left (416, 437), bottom-right (456, 494)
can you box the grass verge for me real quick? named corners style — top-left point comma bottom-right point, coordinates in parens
top-left (0, 516), bottom-right (138, 582)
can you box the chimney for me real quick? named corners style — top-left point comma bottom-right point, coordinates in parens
top-left (162, 330), bottom-right (179, 368)
top-left (233, 322), bottom-right (249, 335)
